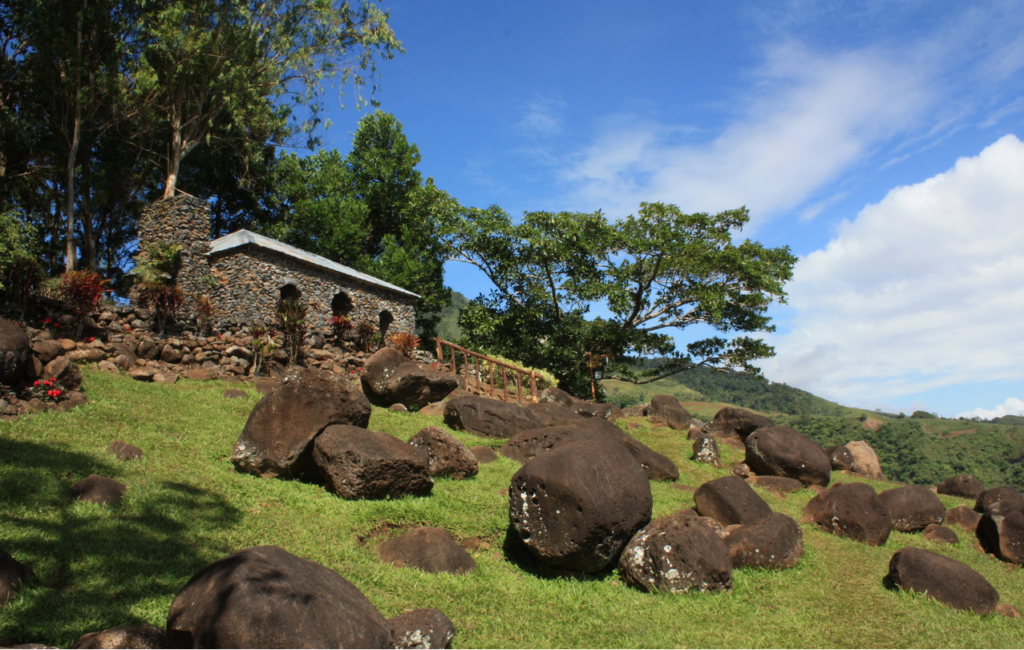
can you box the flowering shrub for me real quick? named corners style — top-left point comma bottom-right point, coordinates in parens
top-left (250, 325), bottom-right (276, 375)
top-left (276, 298), bottom-right (307, 364)
top-left (387, 331), bottom-right (421, 357)
top-left (331, 315), bottom-right (354, 344)
top-left (41, 316), bottom-right (62, 330)
top-left (26, 378), bottom-right (65, 403)
top-left (59, 270), bottom-right (110, 334)
top-left (354, 320), bottom-right (378, 353)
top-left (136, 283), bottom-right (185, 335)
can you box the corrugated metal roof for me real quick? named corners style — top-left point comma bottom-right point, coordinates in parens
top-left (207, 229), bottom-right (420, 299)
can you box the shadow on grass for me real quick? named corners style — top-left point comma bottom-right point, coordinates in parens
top-left (501, 525), bottom-right (614, 582)
top-left (0, 437), bottom-right (241, 647)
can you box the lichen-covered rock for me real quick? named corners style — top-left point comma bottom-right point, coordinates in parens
top-left (691, 436), bottom-right (721, 468)
top-left (388, 608), bottom-right (456, 650)
top-left (826, 445), bottom-right (855, 471)
top-left (508, 437), bottom-right (652, 573)
top-left (72, 624), bottom-right (167, 649)
top-left (975, 486), bottom-right (1024, 516)
top-left (618, 513), bottom-right (732, 593)
top-left (361, 348), bottom-right (457, 408)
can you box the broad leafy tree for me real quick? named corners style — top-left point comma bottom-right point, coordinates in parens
top-left (445, 203), bottom-right (797, 399)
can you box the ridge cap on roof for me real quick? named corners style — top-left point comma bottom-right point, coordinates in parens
top-left (207, 229), bottom-right (420, 299)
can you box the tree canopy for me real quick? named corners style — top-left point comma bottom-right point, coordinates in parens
top-left (445, 203), bottom-right (797, 398)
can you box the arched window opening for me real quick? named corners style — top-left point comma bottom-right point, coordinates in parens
top-left (378, 310), bottom-right (394, 341)
top-left (279, 283), bottom-right (301, 302)
top-left (331, 292), bottom-right (353, 317)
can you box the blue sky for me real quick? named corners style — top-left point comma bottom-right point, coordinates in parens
top-left (316, 0), bottom-right (1024, 418)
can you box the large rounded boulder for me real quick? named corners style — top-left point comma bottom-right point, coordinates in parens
top-left (0, 318), bottom-right (30, 386)
top-left (231, 367), bottom-right (371, 479)
top-left (974, 486), bottom-right (1024, 516)
top-left (408, 426), bottom-right (478, 480)
top-left (508, 437), bottom-right (652, 573)
top-left (312, 425), bottom-right (433, 500)
top-left (444, 395), bottom-right (543, 439)
top-left (887, 547), bottom-right (999, 615)
top-left (646, 394), bottom-right (692, 431)
top-left (802, 482), bottom-right (892, 546)
top-left (725, 512), bottom-right (804, 569)
top-left (693, 475), bottom-right (772, 527)
top-left (976, 509), bottom-right (1024, 564)
top-left (704, 407), bottom-right (774, 440)
top-left (618, 513), bottom-right (732, 593)
top-left (745, 426), bottom-right (831, 487)
top-left (361, 347), bottom-right (457, 408)
top-left (166, 546), bottom-right (391, 648)
top-left (878, 485), bottom-right (946, 532)
top-left (845, 440), bottom-right (885, 480)
top-left (937, 474), bottom-right (985, 500)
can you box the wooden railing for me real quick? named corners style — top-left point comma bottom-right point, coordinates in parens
top-left (434, 338), bottom-right (538, 404)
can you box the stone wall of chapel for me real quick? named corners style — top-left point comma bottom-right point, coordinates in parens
top-left (207, 245), bottom-right (417, 334)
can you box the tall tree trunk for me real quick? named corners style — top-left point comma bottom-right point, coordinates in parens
top-left (65, 111), bottom-right (81, 272)
top-left (163, 87), bottom-right (184, 199)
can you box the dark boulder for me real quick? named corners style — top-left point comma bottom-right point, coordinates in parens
top-left (923, 523), bottom-right (959, 545)
top-left (388, 608), bottom-right (456, 649)
top-left (408, 426), bottom-right (478, 480)
top-left (508, 437), bottom-right (652, 573)
top-left (70, 475), bottom-right (126, 505)
top-left (166, 545), bottom-right (390, 649)
top-left (618, 437), bottom-right (679, 482)
top-left (231, 367), bottom-right (371, 479)
top-left (878, 485), bottom-right (946, 532)
top-left (443, 396), bottom-right (542, 439)
top-left (945, 505), bottom-right (981, 532)
top-left (646, 394), bottom-right (692, 431)
top-left (0, 548), bottom-right (34, 604)
top-left (725, 512), bottom-right (804, 569)
top-left (826, 445), bottom-right (855, 471)
top-left (693, 476), bottom-right (773, 527)
top-left (745, 426), bottom-right (831, 487)
top-left (499, 425), bottom-right (592, 464)
top-left (974, 486), bottom-right (1024, 516)
top-left (470, 446), bottom-right (498, 464)
top-left (0, 318), bottom-right (30, 386)
top-left (886, 546), bottom-right (999, 614)
top-left (746, 475), bottom-right (804, 494)
top-left (976, 509), bottom-right (1024, 564)
top-left (312, 425), bottom-right (433, 500)
top-left (524, 401), bottom-right (584, 426)
top-left (618, 513), bottom-right (732, 593)
top-left (106, 440), bottom-right (143, 461)
top-left (802, 482), bottom-right (892, 546)
top-left (361, 348), bottom-right (458, 408)
top-left (378, 527), bottom-right (476, 574)
top-left (42, 355), bottom-right (83, 392)
top-left (30, 339), bottom-right (62, 365)
top-left (704, 407), bottom-right (774, 440)
top-left (538, 386), bottom-right (577, 408)
top-left (72, 625), bottom-right (167, 649)
top-left (937, 474), bottom-right (985, 500)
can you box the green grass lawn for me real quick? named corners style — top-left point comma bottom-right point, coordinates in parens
top-left (1, 367), bottom-right (1022, 648)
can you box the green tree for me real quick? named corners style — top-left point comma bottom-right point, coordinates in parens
top-left (136, 0), bottom-right (401, 199)
top-left (446, 203), bottom-right (797, 399)
top-left (262, 111), bottom-right (454, 340)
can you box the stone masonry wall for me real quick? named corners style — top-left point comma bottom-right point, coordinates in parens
top-left (135, 195), bottom-right (212, 320)
top-left (207, 245), bottom-right (417, 334)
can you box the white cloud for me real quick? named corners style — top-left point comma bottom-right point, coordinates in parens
top-left (559, 41), bottom-right (933, 223)
top-left (517, 96), bottom-right (567, 138)
top-left (760, 135), bottom-right (1024, 403)
top-left (956, 397), bottom-right (1024, 421)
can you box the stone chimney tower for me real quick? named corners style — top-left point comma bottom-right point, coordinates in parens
top-left (134, 195), bottom-right (212, 315)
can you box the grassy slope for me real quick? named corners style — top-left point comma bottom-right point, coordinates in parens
top-left (1, 368), bottom-right (1022, 648)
